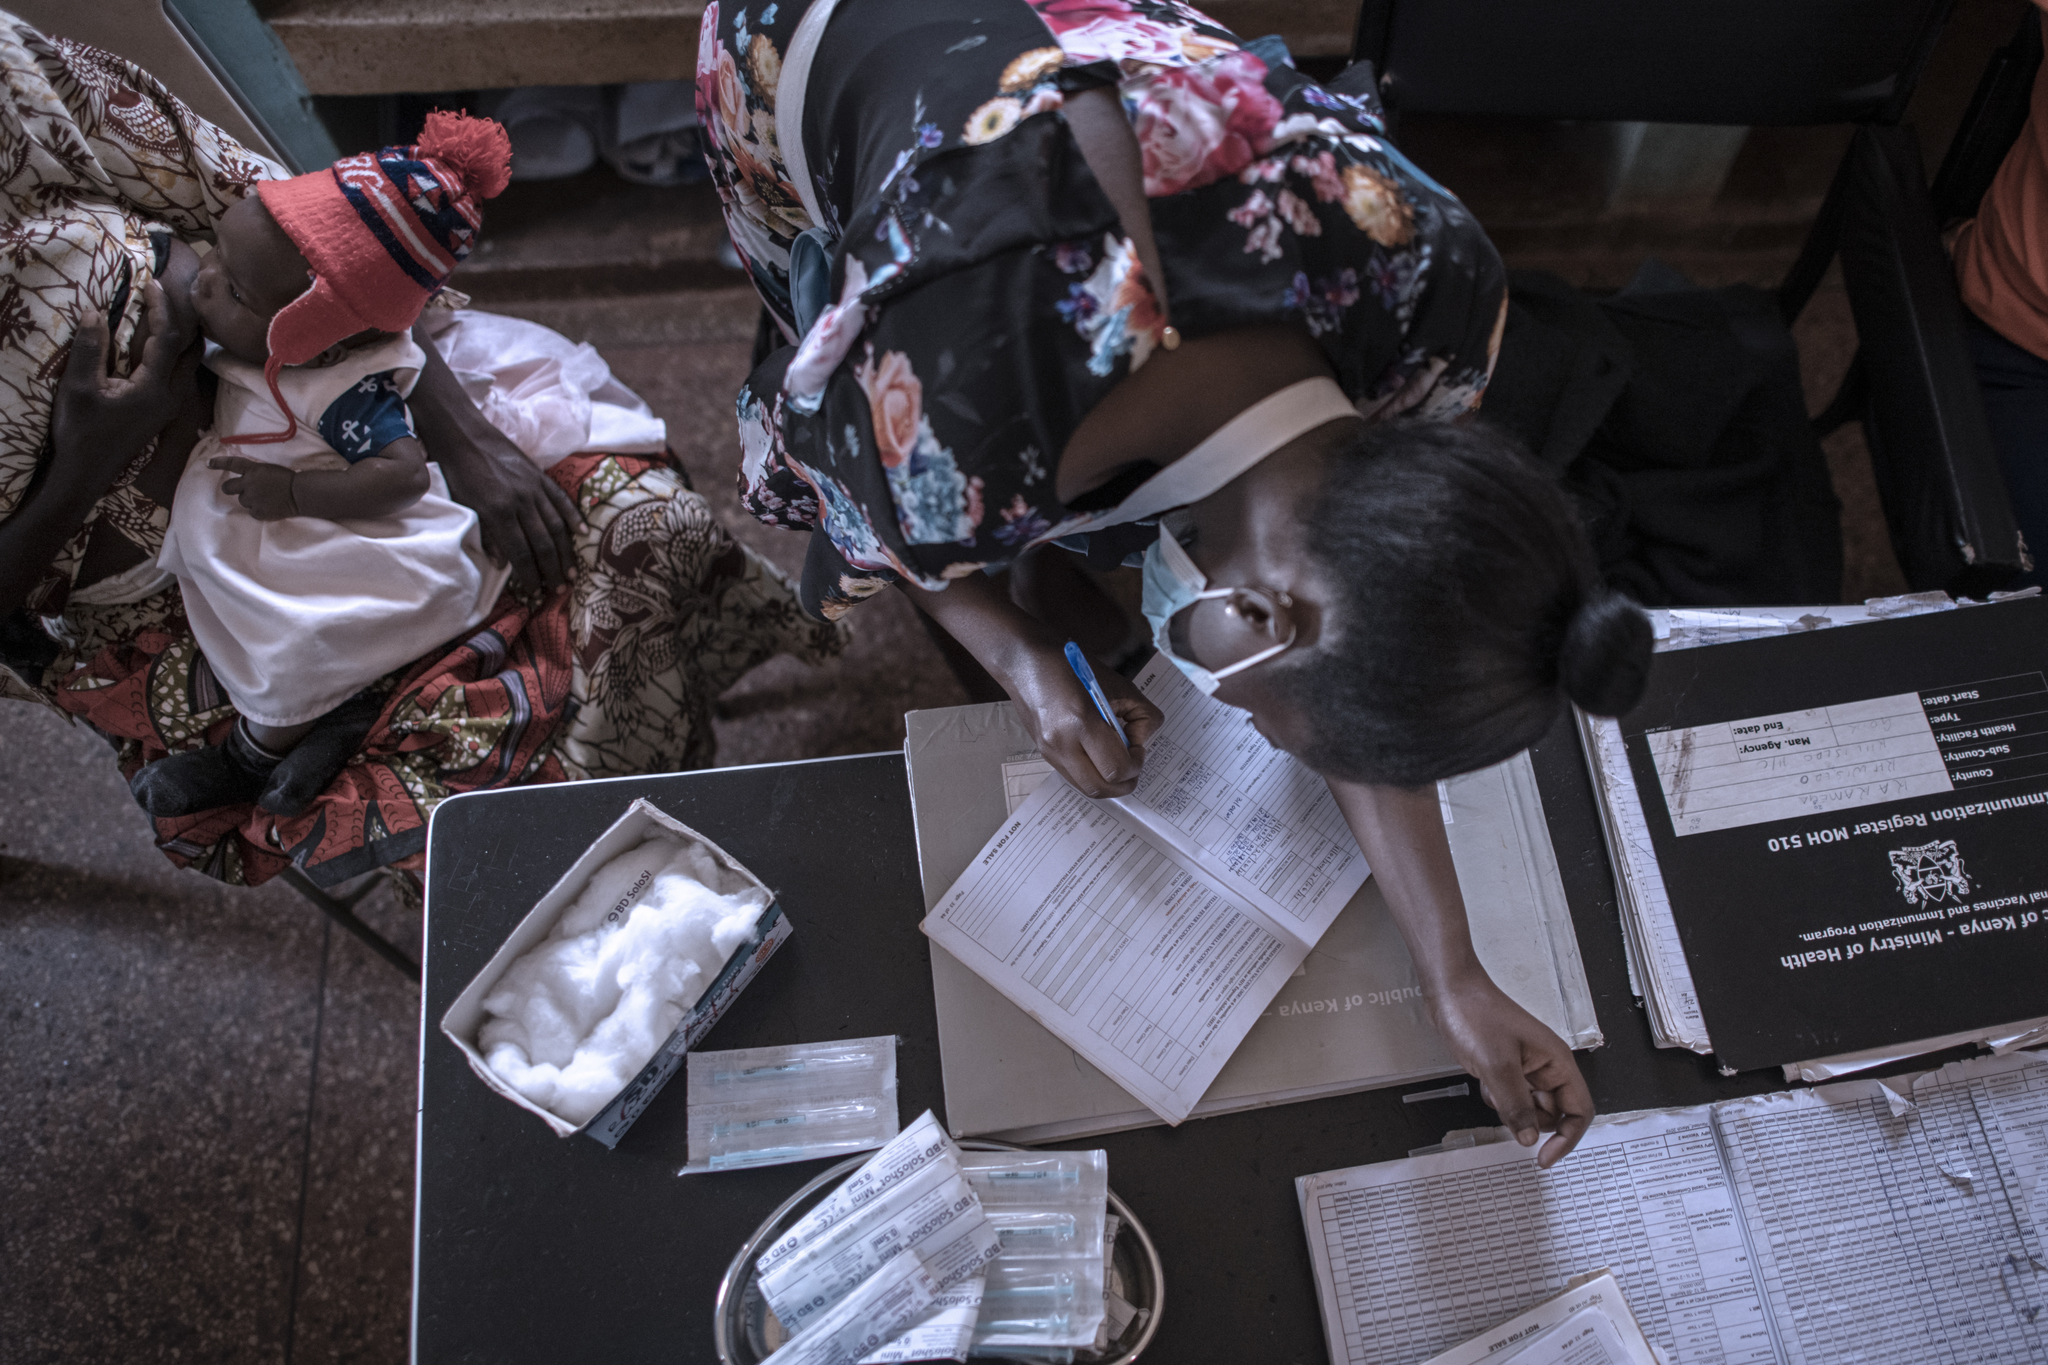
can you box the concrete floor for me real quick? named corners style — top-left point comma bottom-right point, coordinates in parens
top-left (2, 3), bottom-right (2028, 1357)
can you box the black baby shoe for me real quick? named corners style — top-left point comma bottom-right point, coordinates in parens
top-left (130, 718), bottom-right (288, 818)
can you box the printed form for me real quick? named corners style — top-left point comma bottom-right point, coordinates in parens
top-left (923, 666), bottom-right (1369, 1124)
top-left (1118, 658), bottom-right (1366, 930)
top-left (1298, 1111), bottom-right (1773, 1365)
top-left (1298, 1051), bottom-right (2048, 1365)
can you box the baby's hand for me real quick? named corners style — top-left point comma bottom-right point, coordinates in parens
top-left (209, 455), bottom-right (297, 520)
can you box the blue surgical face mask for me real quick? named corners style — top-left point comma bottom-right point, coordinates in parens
top-left (1140, 516), bottom-right (1295, 695)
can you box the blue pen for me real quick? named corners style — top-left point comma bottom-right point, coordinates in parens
top-left (1064, 641), bottom-right (1129, 747)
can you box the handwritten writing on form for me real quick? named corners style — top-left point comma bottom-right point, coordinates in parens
top-left (1586, 714), bottom-right (1710, 1052)
top-left (1716, 1056), bottom-right (2048, 1365)
top-left (924, 780), bottom-right (1306, 1124)
top-left (1299, 1111), bottom-right (1773, 1365)
top-left (1120, 657), bottom-right (1366, 933)
top-left (1646, 672), bottom-right (2048, 836)
top-left (1300, 1052), bottom-right (2048, 1365)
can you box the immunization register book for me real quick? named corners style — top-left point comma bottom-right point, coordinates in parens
top-left (1578, 598), bottom-right (2048, 1077)
top-left (908, 657), bottom-right (1599, 1137)
top-left (1605, 594), bottom-right (2048, 1074)
top-left (1297, 1049), bottom-right (2048, 1365)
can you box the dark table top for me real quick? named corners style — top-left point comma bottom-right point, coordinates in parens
top-left (413, 721), bottom-right (1881, 1365)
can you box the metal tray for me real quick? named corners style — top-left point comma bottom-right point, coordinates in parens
top-left (714, 1140), bottom-right (1163, 1365)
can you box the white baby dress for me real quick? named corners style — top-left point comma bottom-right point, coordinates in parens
top-left (158, 334), bottom-right (509, 728)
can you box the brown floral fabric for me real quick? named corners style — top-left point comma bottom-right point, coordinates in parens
top-left (45, 453), bottom-right (846, 887)
top-left (0, 14), bottom-right (280, 614)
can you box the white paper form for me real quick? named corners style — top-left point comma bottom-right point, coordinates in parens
top-left (1499, 1307), bottom-right (1637, 1365)
top-left (1649, 693), bottom-right (1955, 835)
top-left (1977, 1052), bottom-right (2048, 1237)
top-left (1116, 657), bottom-right (1368, 939)
top-left (1420, 1273), bottom-right (1660, 1365)
top-left (1715, 1058), bottom-right (2048, 1365)
top-left (1297, 1111), bottom-right (1775, 1365)
top-left (923, 778), bottom-right (1309, 1124)
top-left (1583, 713), bottom-right (1710, 1054)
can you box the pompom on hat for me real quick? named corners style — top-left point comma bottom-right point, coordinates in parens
top-left (227, 110), bottom-right (512, 445)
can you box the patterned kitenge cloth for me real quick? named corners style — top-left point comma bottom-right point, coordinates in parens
top-left (697, 0), bottom-right (1508, 619)
top-left (1, 19), bottom-right (845, 887)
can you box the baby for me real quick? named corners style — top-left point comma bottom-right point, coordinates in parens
top-left (133, 113), bottom-right (517, 819)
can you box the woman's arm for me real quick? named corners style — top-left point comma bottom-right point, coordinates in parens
top-left (1326, 776), bottom-right (1595, 1167)
top-left (407, 321), bottom-right (578, 592)
top-left (208, 436), bottom-right (432, 522)
top-left (0, 289), bottom-right (192, 615)
top-left (901, 572), bottom-right (1162, 797)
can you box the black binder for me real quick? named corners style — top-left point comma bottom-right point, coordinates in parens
top-left (1618, 596), bottom-right (2048, 1072)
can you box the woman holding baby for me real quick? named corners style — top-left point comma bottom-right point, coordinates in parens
top-left (0, 16), bottom-right (840, 886)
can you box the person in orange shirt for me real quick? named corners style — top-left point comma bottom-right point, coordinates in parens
top-left (1954, 6), bottom-right (2048, 588)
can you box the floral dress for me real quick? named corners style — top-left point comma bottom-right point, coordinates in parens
top-left (697, 0), bottom-right (1507, 619)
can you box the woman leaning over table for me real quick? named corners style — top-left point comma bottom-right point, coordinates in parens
top-left (699, 0), bottom-right (1652, 1166)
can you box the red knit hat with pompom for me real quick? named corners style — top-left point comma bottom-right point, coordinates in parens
top-left (228, 110), bottom-right (512, 444)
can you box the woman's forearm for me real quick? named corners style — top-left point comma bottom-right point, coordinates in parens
top-left (1325, 778), bottom-right (1487, 992)
top-left (899, 570), bottom-right (1058, 691)
top-left (0, 457), bottom-right (138, 615)
top-left (1328, 772), bottom-right (1596, 1165)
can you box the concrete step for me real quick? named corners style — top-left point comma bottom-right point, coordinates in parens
top-left (260, 0), bottom-right (704, 95)
top-left (259, 0), bottom-right (1352, 96)
top-left (452, 169), bottom-right (738, 299)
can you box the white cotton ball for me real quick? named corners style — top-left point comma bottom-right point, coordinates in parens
top-left (480, 832), bottom-right (771, 1126)
top-left (711, 892), bottom-right (769, 957)
top-left (554, 833), bottom-right (682, 938)
top-left (481, 930), bottom-right (622, 1066)
top-left (484, 1040), bottom-right (565, 1116)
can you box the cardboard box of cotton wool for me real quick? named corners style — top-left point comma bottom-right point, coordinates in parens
top-left (441, 797), bottom-right (791, 1147)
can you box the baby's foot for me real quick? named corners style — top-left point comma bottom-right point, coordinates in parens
top-left (130, 719), bottom-right (287, 818)
top-left (258, 693), bottom-right (382, 817)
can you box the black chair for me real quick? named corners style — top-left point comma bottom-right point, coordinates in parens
top-left (1353, 0), bottom-right (2029, 596)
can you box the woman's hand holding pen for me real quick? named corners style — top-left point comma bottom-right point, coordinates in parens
top-left (900, 571), bottom-right (1162, 799)
top-left (1009, 641), bottom-right (1160, 798)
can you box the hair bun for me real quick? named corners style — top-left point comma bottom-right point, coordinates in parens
top-left (1560, 589), bottom-right (1652, 717)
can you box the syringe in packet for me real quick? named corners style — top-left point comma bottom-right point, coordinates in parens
top-left (760, 1248), bottom-right (942, 1365)
top-left (680, 1036), bottom-right (899, 1174)
top-left (758, 1111), bottom-right (1004, 1337)
top-left (961, 1149), bottom-right (1110, 1352)
top-left (858, 1274), bottom-right (983, 1364)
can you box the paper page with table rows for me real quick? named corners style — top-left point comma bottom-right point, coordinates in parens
top-left (1117, 658), bottom-right (1367, 941)
top-left (922, 779), bottom-right (1311, 1125)
top-left (1297, 1051), bottom-right (2048, 1365)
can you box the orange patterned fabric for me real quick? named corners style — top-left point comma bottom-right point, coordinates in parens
top-left (46, 452), bottom-right (847, 887)
top-left (1956, 15), bottom-right (2048, 361)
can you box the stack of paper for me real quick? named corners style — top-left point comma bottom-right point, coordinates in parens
top-left (1298, 1048), bottom-right (2048, 1365)
top-left (909, 657), bottom-right (1599, 1140)
top-left (1581, 596), bottom-right (2048, 1078)
top-left (1418, 1273), bottom-right (1658, 1365)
